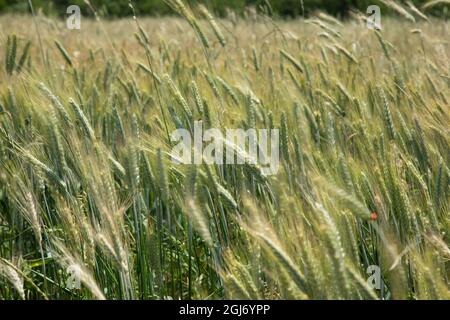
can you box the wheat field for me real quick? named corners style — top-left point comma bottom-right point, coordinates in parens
top-left (0, 3), bottom-right (449, 300)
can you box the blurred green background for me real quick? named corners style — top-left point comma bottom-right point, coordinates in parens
top-left (0, 0), bottom-right (447, 18)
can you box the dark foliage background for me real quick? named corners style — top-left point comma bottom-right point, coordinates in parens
top-left (0, 0), bottom-right (447, 18)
